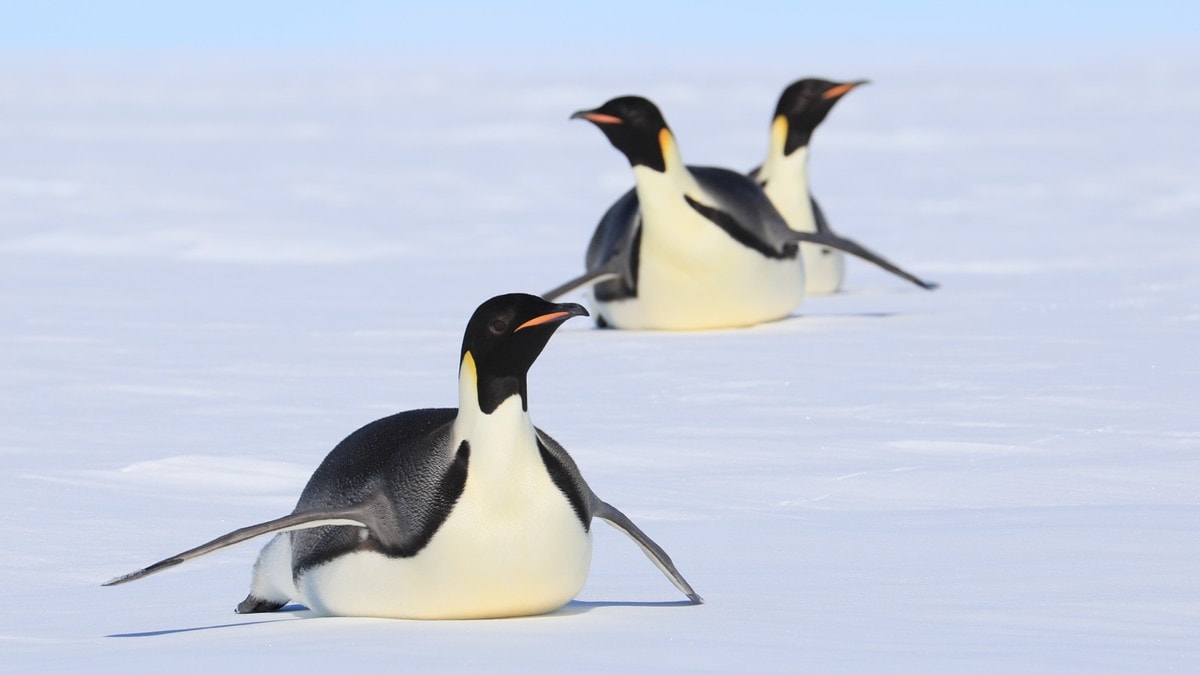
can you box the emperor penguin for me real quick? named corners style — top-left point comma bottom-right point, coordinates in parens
top-left (105, 293), bottom-right (701, 619)
top-left (544, 96), bottom-right (935, 330)
top-left (751, 78), bottom-right (934, 295)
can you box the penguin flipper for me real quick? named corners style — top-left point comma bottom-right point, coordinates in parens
top-left (593, 500), bottom-right (703, 604)
top-left (546, 189), bottom-right (642, 302)
top-left (542, 264), bottom-right (623, 302)
top-left (688, 166), bottom-right (807, 258)
top-left (789, 229), bottom-right (939, 290)
top-left (102, 508), bottom-right (371, 587)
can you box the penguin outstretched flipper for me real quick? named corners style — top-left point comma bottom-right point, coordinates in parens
top-left (102, 508), bottom-right (372, 587)
top-left (592, 499), bottom-right (703, 604)
top-left (694, 167), bottom-right (936, 290)
top-left (791, 224), bottom-right (939, 291)
top-left (542, 259), bottom-right (625, 302)
top-left (545, 189), bottom-right (641, 303)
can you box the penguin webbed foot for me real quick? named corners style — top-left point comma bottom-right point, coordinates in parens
top-left (236, 595), bottom-right (288, 614)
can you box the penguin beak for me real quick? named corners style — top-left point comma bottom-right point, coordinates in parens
top-left (821, 80), bottom-right (870, 100)
top-left (515, 303), bottom-right (589, 332)
top-left (571, 110), bottom-right (624, 125)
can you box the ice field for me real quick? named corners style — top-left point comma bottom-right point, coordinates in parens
top-left (1, 52), bottom-right (1198, 671)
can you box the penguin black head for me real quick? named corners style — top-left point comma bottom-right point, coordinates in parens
top-left (773, 78), bottom-right (869, 156)
top-left (572, 96), bottom-right (671, 173)
top-left (459, 293), bottom-right (588, 414)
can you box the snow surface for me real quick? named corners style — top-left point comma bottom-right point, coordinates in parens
top-left (1, 54), bottom-right (1198, 672)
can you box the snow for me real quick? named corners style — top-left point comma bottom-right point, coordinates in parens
top-left (1, 53), bottom-right (1198, 671)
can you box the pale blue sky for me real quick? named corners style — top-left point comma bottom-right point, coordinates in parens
top-left (1, 1), bottom-right (1195, 54)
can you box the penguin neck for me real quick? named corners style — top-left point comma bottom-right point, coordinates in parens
top-left (761, 143), bottom-right (816, 232)
top-left (631, 128), bottom-right (700, 197)
top-left (456, 352), bottom-right (536, 447)
top-left (455, 353), bottom-right (541, 492)
top-left (762, 115), bottom-right (812, 188)
top-left (767, 144), bottom-right (811, 191)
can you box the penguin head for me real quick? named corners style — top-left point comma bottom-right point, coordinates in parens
top-left (772, 78), bottom-right (868, 156)
top-left (572, 96), bottom-right (671, 173)
top-left (459, 293), bottom-right (588, 414)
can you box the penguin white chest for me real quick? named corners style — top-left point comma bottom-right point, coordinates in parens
top-left (599, 171), bottom-right (804, 330)
top-left (761, 147), bottom-right (844, 295)
top-left (295, 401), bottom-right (592, 619)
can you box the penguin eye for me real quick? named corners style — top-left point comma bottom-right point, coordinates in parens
top-left (488, 319), bottom-right (508, 335)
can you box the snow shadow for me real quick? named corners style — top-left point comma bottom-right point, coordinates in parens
top-left (107, 605), bottom-right (309, 638)
top-left (106, 600), bottom-right (694, 636)
top-left (557, 599), bottom-right (699, 614)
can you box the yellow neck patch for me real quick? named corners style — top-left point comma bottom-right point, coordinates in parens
top-left (658, 128), bottom-right (676, 171)
top-left (460, 351), bottom-right (478, 394)
top-left (771, 115), bottom-right (788, 154)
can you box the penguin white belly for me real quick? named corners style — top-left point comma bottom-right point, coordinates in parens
top-left (602, 249), bottom-right (802, 330)
top-left (797, 240), bottom-right (844, 296)
top-left (294, 406), bottom-right (593, 619)
top-left (295, 488), bottom-right (591, 620)
top-left (599, 213), bottom-right (805, 330)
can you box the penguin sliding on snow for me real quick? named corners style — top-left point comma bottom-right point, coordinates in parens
top-left (543, 96), bottom-right (936, 330)
top-left (105, 293), bottom-right (701, 619)
top-left (751, 78), bottom-right (930, 296)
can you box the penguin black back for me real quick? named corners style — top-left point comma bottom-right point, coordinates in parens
top-left (290, 407), bottom-right (462, 574)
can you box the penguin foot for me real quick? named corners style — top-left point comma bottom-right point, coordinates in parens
top-left (236, 595), bottom-right (288, 614)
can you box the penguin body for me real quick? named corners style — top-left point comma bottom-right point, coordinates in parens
top-left (546, 97), bottom-right (806, 331)
top-left (105, 294), bottom-right (701, 619)
top-left (598, 164), bottom-right (805, 331)
top-left (752, 78), bottom-right (934, 295)
top-left (545, 96), bottom-right (936, 330)
top-left (243, 404), bottom-right (591, 620)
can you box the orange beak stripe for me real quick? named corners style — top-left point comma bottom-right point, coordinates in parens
top-left (580, 112), bottom-right (624, 125)
top-left (821, 82), bottom-right (861, 100)
top-left (516, 311), bottom-right (572, 332)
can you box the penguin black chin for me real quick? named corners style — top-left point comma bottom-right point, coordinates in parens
top-left (591, 123), bottom-right (667, 173)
